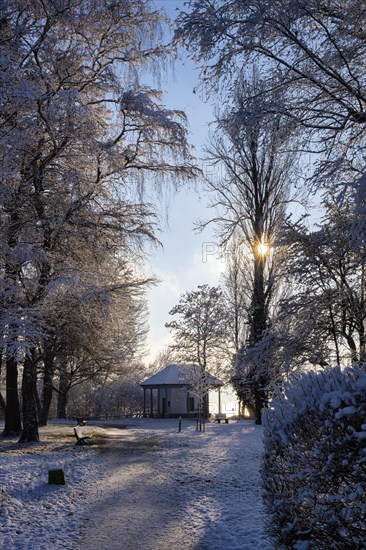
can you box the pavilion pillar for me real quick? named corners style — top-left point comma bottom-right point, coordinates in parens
top-left (150, 388), bottom-right (153, 417)
top-left (218, 388), bottom-right (222, 414)
top-left (143, 388), bottom-right (147, 418)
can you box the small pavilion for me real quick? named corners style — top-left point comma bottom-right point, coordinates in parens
top-left (140, 363), bottom-right (224, 418)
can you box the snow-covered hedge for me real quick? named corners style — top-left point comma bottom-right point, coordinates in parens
top-left (262, 366), bottom-right (366, 549)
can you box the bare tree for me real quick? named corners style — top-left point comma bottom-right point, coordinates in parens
top-left (280, 189), bottom-right (366, 367)
top-left (166, 285), bottom-right (233, 375)
top-left (176, 0), bottom-right (366, 157)
top-left (221, 234), bottom-right (251, 353)
top-left (39, 253), bottom-right (149, 423)
top-left (198, 79), bottom-right (296, 423)
top-left (166, 284), bottom-right (233, 429)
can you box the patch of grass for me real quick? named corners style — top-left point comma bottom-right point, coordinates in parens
top-left (43, 433), bottom-right (74, 439)
top-left (143, 438), bottom-right (165, 448)
top-left (89, 431), bottom-right (106, 438)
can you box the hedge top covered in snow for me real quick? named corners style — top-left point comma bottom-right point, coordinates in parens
top-left (262, 366), bottom-right (366, 549)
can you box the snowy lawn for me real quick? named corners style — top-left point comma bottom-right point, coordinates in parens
top-left (0, 419), bottom-right (271, 550)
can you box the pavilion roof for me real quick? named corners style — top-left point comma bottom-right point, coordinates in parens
top-left (140, 363), bottom-right (223, 388)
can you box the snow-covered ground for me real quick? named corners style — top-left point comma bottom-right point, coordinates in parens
top-left (0, 419), bottom-right (272, 550)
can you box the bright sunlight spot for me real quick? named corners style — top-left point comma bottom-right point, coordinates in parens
top-left (257, 237), bottom-right (270, 256)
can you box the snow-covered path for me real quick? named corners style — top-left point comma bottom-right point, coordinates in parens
top-left (74, 419), bottom-right (272, 550)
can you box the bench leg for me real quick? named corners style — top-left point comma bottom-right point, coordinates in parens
top-left (75, 437), bottom-right (90, 445)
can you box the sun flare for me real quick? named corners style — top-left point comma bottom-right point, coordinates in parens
top-left (257, 237), bottom-right (270, 256)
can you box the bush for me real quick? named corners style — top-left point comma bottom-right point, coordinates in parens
top-left (262, 366), bottom-right (366, 549)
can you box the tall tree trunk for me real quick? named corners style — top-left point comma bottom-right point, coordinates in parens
top-left (0, 350), bottom-right (5, 422)
top-left (57, 391), bottom-right (68, 420)
top-left (39, 349), bottom-right (55, 426)
top-left (251, 253), bottom-right (267, 345)
top-left (2, 356), bottom-right (22, 436)
top-left (251, 245), bottom-right (268, 425)
top-left (359, 324), bottom-right (366, 364)
top-left (0, 350), bottom-right (5, 417)
top-left (203, 390), bottom-right (209, 419)
top-left (19, 352), bottom-right (39, 443)
top-left (35, 385), bottom-right (42, 419)
top-left (253, 377), bottom-right (268, 425)
top-left (0, 392), bottom-right (5, 417)
top-left (3, 211), bottom-right (23, 436)
top-left (57, 369), bottom-right (70, 419)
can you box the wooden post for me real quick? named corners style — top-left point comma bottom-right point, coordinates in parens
top-left (218, 388), bottom-right (222, 415)
top-left (48, 469), bottom-right (65, 485)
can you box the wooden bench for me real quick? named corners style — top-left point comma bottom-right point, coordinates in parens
top-left (215, 414), bottom-right (229, 424)
top-left (74, 426), bottom-right (91, 445)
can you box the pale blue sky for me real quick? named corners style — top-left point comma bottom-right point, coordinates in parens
top-left (145, 1), bottom-right (225, 361)
top-left (144, 1), bottom-right (323, 362)
top-left (143, 1), bottom-right (324, 363)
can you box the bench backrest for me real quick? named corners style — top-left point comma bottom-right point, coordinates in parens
top-left (74, 426), bottom-right (83, 440)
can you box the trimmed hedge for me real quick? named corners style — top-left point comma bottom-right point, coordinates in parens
top-left (262, 366), bottom-right (366, 549)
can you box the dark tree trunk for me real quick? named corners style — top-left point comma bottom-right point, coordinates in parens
top-left (0, 392), bottom-right (6, 417)
top-left (57, 369), bottom-right (70, 419)
top-left (39, 380), bottom-right (53, 426)
top-left (2, 356), bottom-right (22, 436)
top-left (3, 209), bottom-right (23, 436)
top-left (254, 387), bottom-right (261, 425)
top-left (57, 391), bottom-right (68, 419)
top-left (254, 378), bottom-right (268, 425)
top-left (251, 253), bottom-right (267, 345)
top-left (0, 349), bottom-right (5, 417)
top-left (19, 352), bottom-right (39, 443)
top-left (251, 246), bottom-right (269, 425)
top-left (203, 392), bottom-right (209, 419)
top-left (35, 385), bottom-right (42, 418)
top-left (39, 349), bottom-right (55, 426)
top-left (360, 326), bottom-right (366, 364)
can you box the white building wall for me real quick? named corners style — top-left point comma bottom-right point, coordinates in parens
top-left (168, 387), bottom-right (188, 415)
top-left (157, 386), bottom-right (234, 416)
